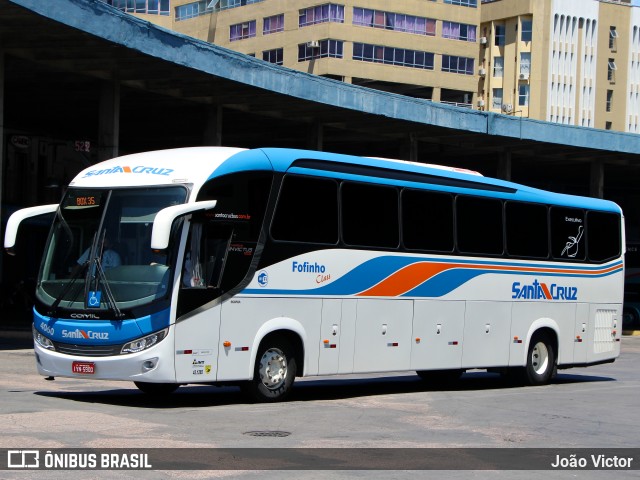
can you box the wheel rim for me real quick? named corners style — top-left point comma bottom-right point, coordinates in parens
top-left (531, 341), bottom-right (549, 375)
top-left (258, 347), bottom-right (287, 390)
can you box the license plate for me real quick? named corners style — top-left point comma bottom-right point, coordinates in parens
top-left (72, 361), bottom-right (95, 375)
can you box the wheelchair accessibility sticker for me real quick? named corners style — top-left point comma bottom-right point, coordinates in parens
top-left (88, 291), bottom-right (102, 308)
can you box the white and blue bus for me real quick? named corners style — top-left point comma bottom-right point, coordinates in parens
top-left (4, 147), bottom-right (624, 401)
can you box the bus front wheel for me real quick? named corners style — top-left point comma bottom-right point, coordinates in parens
top-left (523, 332), bottom-right (556, 386)
top-left (134, 381), bottom-right (180, 395)
top-left (242, 336), bottom-right (297, 402)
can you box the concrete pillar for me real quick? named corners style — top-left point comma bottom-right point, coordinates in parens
top-left (0, 51), bottom-right (4, 279)
top-left (590, 160), bottom-right (604, 199)
top-left (431, 87), bottom-right (441, 103)
top-left (498, 150), bottom-right (512, 181)
top-left (203, 104), bottom-right (223, 146)
top-left (408, 133), bottom-right (418, 162)
top-left (98, 81), bottom-right (120, 162)
top-left (308, 122), bottom-right (323, 151)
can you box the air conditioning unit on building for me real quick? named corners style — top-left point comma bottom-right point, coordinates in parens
top-left (479, 68), bottom-right (486, 76)
top-left (307, 40), bottom-right (320, 48)
top-left (477, 99), bottom-right (485, 107)
top-left (502, 103), bottom-right (513, 114)
top-left (519, 73), bottom-right (530, 80)
top-left (480, 36), bottom-right (487, 45)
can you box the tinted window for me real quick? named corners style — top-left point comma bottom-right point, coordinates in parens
top-left (456, 196), bottom-right (503, 255)
top-left (506, 202), bottom-right (549, 258)
top-left (587, 211), bottom-right (621, 262)
top-left (342, 182), bottom-right (399, 248)
top-left (271, 176), bottom-right (338, 244)
top-left (402, 189), bottom-right (454, 251)
top-left (551, 207), bottom-right (585, 260)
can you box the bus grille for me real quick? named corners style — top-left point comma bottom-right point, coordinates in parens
top-left (52, 341), bottom-right (122, 357)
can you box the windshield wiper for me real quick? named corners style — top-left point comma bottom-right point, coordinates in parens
top-left (91, 257), bottom-right (124, 319)
top-left (47, 261), bottom-right (89, 317)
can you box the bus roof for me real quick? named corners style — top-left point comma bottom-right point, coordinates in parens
top-left (70, 147), bottom-right (621, 214)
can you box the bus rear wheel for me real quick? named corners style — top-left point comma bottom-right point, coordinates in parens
top-left (523, 332), bottom-right (556, 386)
top-left (134, 381), bottom-right (179, 395)
top-left (242, 336), bottom-right (297, 402)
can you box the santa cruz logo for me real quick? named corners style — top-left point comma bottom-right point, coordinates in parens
top-left (82, 166), bottom-right (174, 178)
top-left (512, 279), bottom-right (578, 301)
top-left (62, 329), bottom-right (109, 340)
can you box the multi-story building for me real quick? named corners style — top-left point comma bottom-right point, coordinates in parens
top-left (104, 0), bottom-right (640, 133)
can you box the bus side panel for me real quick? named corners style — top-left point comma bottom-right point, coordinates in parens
top-left (586, 304), bottom-right (622, 364)
top-left (573, 303), bottom-right (590, 364)
top-left (462, 301), bottom-right (512, 369)
top-left (218, 298), bottom-right (322, 381)
top-left (338, 299), bottom-right (357, 374)
top-left (174, 305), bottom-right (221, 383)
top-left (411, 300), bottom-right (465, 371)
top-left (318, 299), bottom-right (342, 375)
top-left (352, 299), bottom-right (413, 374)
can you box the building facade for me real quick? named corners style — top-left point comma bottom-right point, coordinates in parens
top-left (112, 0), bottom-right (640, 133)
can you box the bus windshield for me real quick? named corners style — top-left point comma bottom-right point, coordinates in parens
top-left (36, 186), bottom-right (188, 315)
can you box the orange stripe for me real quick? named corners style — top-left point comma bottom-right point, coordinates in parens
top-left (358, 262), bottom-right (451, 297)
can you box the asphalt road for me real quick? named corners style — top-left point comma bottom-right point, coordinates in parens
top-left (1, 334), bottom-right (639, 479)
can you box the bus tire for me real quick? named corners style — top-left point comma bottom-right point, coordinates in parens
top-left (523, 332), bottom-right (556, 386)
top-left (242, 336), bottom-right (297, 402)
top-left (134, 381), bottom-right (179, 395)
top-left (416, 369), bottom-right (463, 385)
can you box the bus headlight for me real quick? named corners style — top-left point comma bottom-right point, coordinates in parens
top-left (121, 328), bottom-right (168, 355)
top-left (33, 325), bottom-right (55, 351)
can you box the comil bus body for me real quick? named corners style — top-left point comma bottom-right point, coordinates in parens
top-left (4, 147), bottom-right (624, 401)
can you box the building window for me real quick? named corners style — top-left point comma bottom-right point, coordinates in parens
top-left (263, 48), bottom-right (283, 65)
top-left (521, 19), bottom-right (533, 42)
top-left (606, 90), bottom-right (613, 112)
top-left (353, 43), bottom-right (435, 70)
top-left (492, 88), bottom-right (503, 110)
top-left (106, 0), bottom-right (170, 15)
top-left (264, 14), bottom-right (284, 34)
top-left (353, 8), bottom-right (436, 36)
top-left (493, 56), bottom-right (503, 77)
top-left (605, 121), bottom-right (613, 130)
top-left (298, 39), bottom-right (344, 61)
top-left (442, 21), bottom-right (477, 42)
top-left (520, 52), bottom-right (531, 76)
top-left (441, 55), bottom-right (475, 75)
top-left (219, 0), bottom-right (263, 10)
top-left (495, 24), bottom-right (505, 46)
top-left (175, 1), bottom-right (210, 20)
top-left (518, 84), bottom-right (530, 106)
top-left (609, 26), bottom-right (618, 50)
top-left (608, 59), bottom-right (617, 82)
top-left (230, 20), bottom-right (256, 41)
top-left (299, 4), bottom-right (344, 27)
top-left (444, 0), bottom-right (477, 7)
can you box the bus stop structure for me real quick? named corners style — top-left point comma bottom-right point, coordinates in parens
top-left (0, 0), bottom-right (639, 331)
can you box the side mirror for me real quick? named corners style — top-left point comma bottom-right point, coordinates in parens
top-left (150, 200), bottom-right (218, 250)
top-left (4, 204), bottom-right (58, 255)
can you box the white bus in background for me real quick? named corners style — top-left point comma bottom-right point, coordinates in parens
top-left (4, 147), bottom-right (625, 402)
